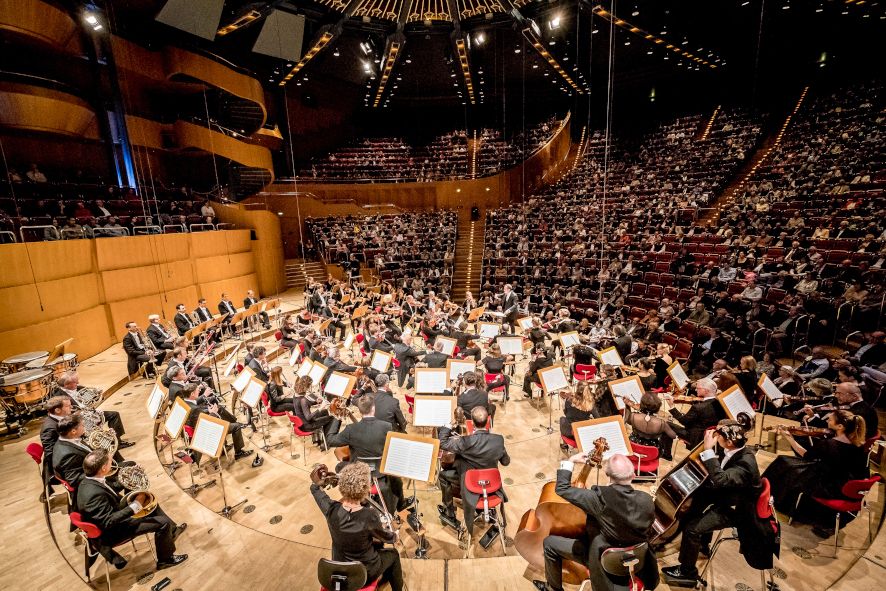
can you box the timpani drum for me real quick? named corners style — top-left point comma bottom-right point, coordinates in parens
top-left (0, 368), bottom-right (52, 406)
top-left (27, 352), bottom-right (78, 379)
top-left (1, 351), bottom-right (49, 374)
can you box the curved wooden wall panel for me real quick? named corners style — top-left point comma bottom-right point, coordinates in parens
top-left (174, 121), bottom-right (274, 178)
top-left (212, 203), bottom-right (286, 298)
top-left (163, 47), bottom-right (267, 126)
top-left (125, 116), bottom-right (167, 151)
top-left (0, 0), bottom-right (82, 54)
top-left (0, 83), bottom-right (99, 139)
top-left (0, 230), bottom-right (281, 360)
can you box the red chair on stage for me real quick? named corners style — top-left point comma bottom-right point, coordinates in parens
top-left (287, 412), bottom-right (324, 464)
top-left (69, 511), bottom-right (155, 591)
top-left (317, 558), bottom-right (380, 591)
top-left (405, 393), bottom-right (415, 415)
top-left (484, 373), bottom-right (506, 400)
top-left (25, 442), bottom-right (43, 478)
top-left (573, 363), bottom-right (597, 384)
top-left (463, 468), bottom-right (508, 555)
top-left (560, 434), bottom-right (578, 454)
top-left (465, 416), bottom-right (492, 435)
top-left (627, 441), bottom-right (660, 481)
top-left (262, 392), bottom-right (288, 418)
top-left (792, 475), bottom-right (881, 556)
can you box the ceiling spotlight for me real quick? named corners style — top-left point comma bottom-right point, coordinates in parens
top-left (592, 28), bottom-right (599, 34)
top-left (549, 16), bottom-right (561, 30)
top-left (360, 42), bottom-right (371, 54)
top-left (514, 47), bottom-right (521, 54)
top-left (549, 40), bottom-right (556, 46)
top-left (84, 14), bottom-right (98, 25)
top-left (632, 10), bottom-right (639, 17)
top-left (532, 64), bottom-right (538, 69)
top-left (93, 24), bottom-right (102, 31)
top-left (475, 32), bottom-right (485, 45)
top-left (333, 49), bottom-right (340, 57)
top-left (681, 38), bottom-right (688, 45)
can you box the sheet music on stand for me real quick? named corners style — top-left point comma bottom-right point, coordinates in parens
top-left (380, 432), bottom-right (440, 483)
top-left (342, 332), bottom-right (355, 349)
top-left (466, 307), bottom-right (486, 323)
top-left (572, 416), bottom-right (632, 460)
top-left (231, 366), bottom-right (255, 392)
top-left (477, 322), bottom-right (501, 339)
top-left (222, 342), bottom-right (241, 367)
top-left (598, 346), bottom-right (624, 367)
top-left (559, 331), bottom-right (582, 349)
top-left (717, 384), bottom-right (756, 419)
top-left (498, 336), bottom-right (523, 356)
top-left (147, 381), bottom-right (167, 419)
top-left (608, 375), bottom-right (645, 407)
top-left (223, 354), bottom-right (239, 377)
top-left (757, 374), bottom-right (784, 403)
top-left (289, 346), bottom-right (300, 367)
top-left (296, 358), bottom-right (313, 378)
top-left (240, 377), bottom-right (266, 408)
top-left (517, 317), bottom-right (535, 331)
top-left (413, 396), bottom-right (456, 427)
top-left (370, 350), bottom-right (393, 373)
top-left (308, 361), bottom-right (328, 385)
top-left (446, 359), bottom-right (476, 385)
top-left (538, 364), bottom-right (570, 395)
top-left (324, 371), bottom-right (355, 397)
top-left (190, 414), bottom-right (230, 458)
top-left (164, 397), bottom-right (191, 439)
top-left (415, 368), bottom-right (447, 394)
top-left (436, 336), bottom-right (457, 356)
top-left (667, 361), bottom-right (691, 391)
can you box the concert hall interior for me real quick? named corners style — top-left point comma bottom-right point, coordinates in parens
top-left (1, 1), bottom-right (885, 590)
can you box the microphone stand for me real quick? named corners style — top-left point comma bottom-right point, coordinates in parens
top-left (216, 456), bottom-right (247, 518)
top-left (410, 479), bottom-right (429, 559)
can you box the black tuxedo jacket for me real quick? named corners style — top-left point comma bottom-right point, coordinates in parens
top-left (373, 390), bottom-right (407, 432)
top-left (194, 306), bottom-right (213, 322)
top-left (40, 415), bottom-right (60, 483)
top-left (76, 477), bottom-right (135, 538)
top-left (439, 427), bottom-right (510, 508)
top-left (423, 351), bottom-right (450, 368)
top-left (247, 358), bottom-right (270, 382)
top-left (218, 300), bottom-right (237, 319)
top-left (174, 312), bottom-right (194, 336)
top-left (670, 398), bottom-right (725, 447)
top-left (244, 296), bottom-right (259, 309)
top-left (502, 292), bottom-right (519, 321)
top-left (146, 324), bottom-right (172, 348)
top-left (327, 417), bottom-right (393, 468)
top-left (122, 332), bottom-right (146, 358)
top-left (458, 388), bottom-right (490, 415)
top-left (52, 439), bottom-right (91, 489)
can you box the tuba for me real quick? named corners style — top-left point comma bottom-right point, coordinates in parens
top-left (117, 464), bottom-right (157, 519)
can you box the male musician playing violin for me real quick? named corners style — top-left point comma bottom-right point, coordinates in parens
top-left (531, 453), bottom-right (659, 591)
top-left (663, 413), bottom-right (775, 587)
top-left (311, 461), bottom-right (403, 591)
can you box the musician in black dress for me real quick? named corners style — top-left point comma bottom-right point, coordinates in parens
top-left (559, 385), bottom-right (595, 441)
top-left (480, 343), bottom-right (512, 401)
top-left (624, 392), bottom-right (678, 461)
top-left (311, 461), bottom-right (403, 591)
top-left (280, 314), bottom-right (299, 350)
top-left (663, 413), bottom-right (776, 587)
top-left (291, 376), bottom-right (335, 440)
top-left (457, 372), bottom-right (494, 419)
top-left (266, 367), bottom-right (295, 413)
top-left (763, 410), bottom-right (868, 535)
top-left (523, 345), bottom-right (554, 399)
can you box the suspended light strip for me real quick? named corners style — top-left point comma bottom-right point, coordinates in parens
top-left (454, 38), bottom-right (476, 105)
top-left (217, 10), bottom-right (262, 36)
top-left (279, 32), bottom-right (335, 85)
top-left (373, 42), bottom-right (401, 108)
top-left (523, 30), bottom-right (582, 93)
top-left (592, 6), bottom-right (719, 69)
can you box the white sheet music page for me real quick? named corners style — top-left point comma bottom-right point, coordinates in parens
top-left (415, 369), bottom-right (447, 393)
top-left (539, 365), bottom-right (569, 393)
top-left (447, 360), bottom-right (475, 385)
top-left (575, 421), bottom-right (630, 459)
top-left (308, 362), bottom-right (328, 384)
top-left (517, 317), bottom-right (534, 330)
top-left (324, 372), bottom-right (350, 397)
top-left (478, 323), bottom-right (501, 338)
top-left (758, 375), bottom-right (784, 402)
top-left (240, 378), bottom-right (265, 408)
top-left (498, 336), bottom-right (523, 356)
top-left (222, 342), bottom-right (241, 366)
top-left (382, 437), bottom-right (435, 482)
top-left (147, 383), bottom-right (165, 419)
top-left (164, 402), bottom-right (188, 438)
top-left (190, 416), bottom-right (226, 457)
top-left (560, 332), bottom-right (582, 349)
top-left (721, 386), bottom-right (756, 419)
top-left (289, 347), bottom-right (300, 366)
top-left (343, 333), bottom-right (355, 349)
top-left (668, 362), bottom-right (691, 391)
top-left (413, 397), bottom-right (454, 427)
top-left (296, 358), bottom-right (313, 377)
top-left (231, 369), bottom-right (253, 392)
top-left (437, 337), bottom-right (457, 356)
top-left (599, 348), bottom-right (624, 366)
top-left (610, 379), bottom-right (644, 405)
top-left (223, 355), bottom-right (238, 378)
top-left (370, 350), bottom-right (391, 373)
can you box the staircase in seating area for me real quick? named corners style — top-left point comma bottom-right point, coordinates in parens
top-left (284, 258), bottom-right (326, 291)
top-left (699, 87), bottom-right (809, 226)
top-left (452, 212), bottom-right (485, 299)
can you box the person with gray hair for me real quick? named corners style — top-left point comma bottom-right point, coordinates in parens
top-left (532, 452), bottom-right (659, 591)
top-left (667, 376), bottom-right (726, 449)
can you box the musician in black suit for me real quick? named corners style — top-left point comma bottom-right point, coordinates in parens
top-left (663, 413), bottom-right (773, 587)
top-left (668, 378), bottom-right (725, 449)
top-left (193, 298), bottom-right (213, 323)
top-left (173, 304), bottom-right (195, 336)
top-left (392, 334), bottom-right (424, 388)
top-left (804, 382), bottom-right (879, 439)
top-left (523, 345), bottom-right (554, 398)
top-left (77, 449), bottom-right (187, 570)
top-left (122, 322), bottom-right (163, 378)
top-left (40, 396), bottom-right (72, 487)
top-left (164, 347), bottom-right (215, 390)
top-left (146, 315), bottom-right (175, 350)
top-left (531, 454), bottom-right (658, 591)
top-left (218, 292), bottom-right (238, 336)
top-left (612, 325), bottom-right (633, 361)
top-left (321, 346), bottom-right (358, 384)
top-left (422, 341), bottom-right (450, 368)
top-left (53, 372), bottom-right (133, 448)
top-left (326, 395), bottom-right (414, 520)
top-left (438, 407), bottom-right (511, 537)
top-left (244, 290), bottom-right (271, 329)
top-left (500, 283), bottom-right (520, 334)
top-left (246, 345), bottom-right (270, 382)
top-left (52, 414), bottom-right (95, 492)
top-left (181, 385), bottom-right (256, 466)
top-left (313, 287), bottom-right (347, 340)
top-left (457, 372), bottom-right (494, 419)
top-left (372, 375), bottom-right (407, 433)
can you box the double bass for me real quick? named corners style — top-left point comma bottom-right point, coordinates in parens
top-left (514, 438), bottom-right (609, 585)
top-left (649, 442), bottom-right (708, 544)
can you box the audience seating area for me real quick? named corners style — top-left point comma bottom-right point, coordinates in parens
top-left (307, 211), bottom-right (457, 291)
top-left (0, 178), bottom-right (229, 242)
top-left (302, 117), bottom-right (562, 182)
top-left (480, 85), bottom-right (883, 362)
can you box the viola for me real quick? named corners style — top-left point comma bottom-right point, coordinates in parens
top-left (765, 425), bottom-right (831, 437)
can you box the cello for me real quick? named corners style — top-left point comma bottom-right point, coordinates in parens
top-left (514, 438), bottom-right (608, 585)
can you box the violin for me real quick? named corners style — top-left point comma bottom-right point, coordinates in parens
top-left (310, 463), bottom-right (339, 489)
top-left (670, 395), bottom-right (706, 405)
top-left (329, 397), bottom-right (357, 423)
top-left (765, 425), bottom-right (832, 438)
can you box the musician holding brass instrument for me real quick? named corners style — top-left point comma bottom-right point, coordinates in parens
top-left (122, 321), bottom-right (164, 378)
top-left (311, 461), bottom-right (404, 591)
top-left (146, 315), bottom-right (175, 351)
top-left (54, 371), bottom-right (134, 449)
top-left (78, 449), bottom-right (188, 571)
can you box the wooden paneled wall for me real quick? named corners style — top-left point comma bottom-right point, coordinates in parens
top-left (0, 230), bottom-right (274, 361)
top-left (0, 82), bottom-right (100, 139)
top-left (212, 203), bottom-right (286, 298)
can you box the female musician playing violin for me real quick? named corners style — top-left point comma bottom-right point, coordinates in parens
top-left (762, 410), bottom-right (869, 531)
top-left (635, 358), bottom-right (656, 391)
top-left (480, 343), bottom-right (514, 402)
top-left (267, 367), bottom-right (296, 413)
top-left (623, 392), bottom-right (677, 461)
top-left (280, 314), bottom-right (299, 349)
top-left (292, 376), bottom-right (336, 444)
top-left (652, 343), bottom-right (673, 389)
top-left (558, 383), bottom-right (596, 442)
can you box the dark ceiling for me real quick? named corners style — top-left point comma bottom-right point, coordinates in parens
top-left (93, 0), bottom-right (883, 134)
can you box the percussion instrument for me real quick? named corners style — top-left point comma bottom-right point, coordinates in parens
top-left (26, 352), bottom-right (78, 379)
top-left (0, 368), bottom-right (52, 405)
top-left (2, 351), bottom-right (49, 374)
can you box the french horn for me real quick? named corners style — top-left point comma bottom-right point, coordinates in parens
top-left (118, 464), bottom-right (156, 519)
top-left (71, 387), bottom-right (104, 411)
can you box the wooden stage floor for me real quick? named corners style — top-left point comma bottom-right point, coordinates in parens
top-left (2, 289), bottom-right (885, 590)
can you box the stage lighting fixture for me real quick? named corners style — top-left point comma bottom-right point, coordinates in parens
top-left (475, 32), bottom-right (485, 45)
top-left (549, 16), bottom-right (561, 30)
